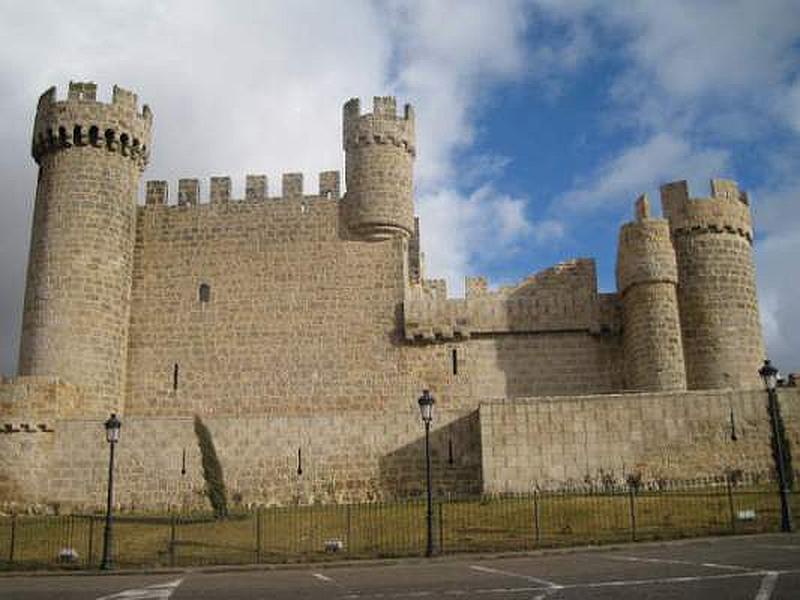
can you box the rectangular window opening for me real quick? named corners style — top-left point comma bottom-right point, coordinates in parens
top-left (451, 349), bottom-right (458, 375)
top-left (173, 363), bottom-right (179, 391)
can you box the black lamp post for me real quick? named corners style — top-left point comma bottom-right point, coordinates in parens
top-left (759, 360), bottom-right (793, 533)
top-left (100, 413), bottom-right (121, 570)
top-left (418, 389), bottom-right (435, 557)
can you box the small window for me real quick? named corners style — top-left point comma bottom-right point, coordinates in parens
top-left (173, 363), bottom-right (179, 390)
top-left (199, 283), bottom-right (211, 303)
top-left (451, 348), bottom-right (458, 375)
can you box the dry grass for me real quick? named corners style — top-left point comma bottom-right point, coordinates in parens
top-left (0, 486), bottom-right (794, 569)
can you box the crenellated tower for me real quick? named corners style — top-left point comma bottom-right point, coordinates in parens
top-left (342, 96), bottom-right (415, 241)
top-left (661, 179), bottom-right (765, 390)
top-left (18, 82), bottom-right (152, 416)
top-left (616, 195), bottom-right (686, 391)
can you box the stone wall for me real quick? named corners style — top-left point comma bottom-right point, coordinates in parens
top-left (480, 387), bottom-right (800, 493)
top-left (0, 407), bottom-right (481, 511)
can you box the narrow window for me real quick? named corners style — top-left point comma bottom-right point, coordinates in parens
top-left (297, 447), bottom-right (303, 476)
top-left (451, 348), bottom-right (458, 375)
top-left (173, 363), bottom-right (179, 390)
top-left (88, 125), bottom-right (99, 146)
top-left (448, 438), bottom-right (454, 466)
top-left (73, 125), bottom-right (82, 145)
top-left (199, 283), bottom-right (211, 303)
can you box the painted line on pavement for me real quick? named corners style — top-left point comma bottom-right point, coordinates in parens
top-left (96, 578), bottom-right (184, 600)
top-left (754, 571), bottom-right (779, 600)
top-left (313, 572), bottom-right (335, 582)
top-left (606, 554), bottom-right (751, 571)
top-left (469, 565), bottom-right (560, 588)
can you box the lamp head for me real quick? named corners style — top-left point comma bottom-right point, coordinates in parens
top-left (104, 413), bottom-right (121, 444)
top-left (759, 359), bottom-right (779, 392)
top-left (418, 389), bottom-right (435, 424)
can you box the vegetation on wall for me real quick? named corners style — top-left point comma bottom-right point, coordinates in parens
top-left (193, 415), bottom-right (229, 518)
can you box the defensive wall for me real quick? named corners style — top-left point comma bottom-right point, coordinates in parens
top-left (2, 378), bottom-right (797, 511)
top-left (0, 81), bottom-right (782, 511)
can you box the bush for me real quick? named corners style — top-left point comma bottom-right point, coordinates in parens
top-left (193, 416), bottom-right (229, 519)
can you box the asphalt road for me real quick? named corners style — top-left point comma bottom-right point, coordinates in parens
top-left (1, 533), bottom-right (799, 599)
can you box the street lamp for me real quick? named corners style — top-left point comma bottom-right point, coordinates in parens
top-left (759, 360), bottom-right (793, 533)
top-left (100, 413), bottom-right (121, 570)
top-left (418, 389), bottom-right (435, 557)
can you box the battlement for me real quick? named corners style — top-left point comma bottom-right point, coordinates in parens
top-left (660, 179), bottom-right (753, 243)
top-left (343, 96), bottom-right (415, 156)
top-left (142, 171), bottom-right (341, 206)
top-left (617, 194), bottom-right (678, 294)
top-left (404, 259), bottom-right (619, 342)
top-left (32, 82), bottom-right (152, 169)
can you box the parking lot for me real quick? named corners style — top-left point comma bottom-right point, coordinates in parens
top-left (0, 533), bottom-right (798, 599)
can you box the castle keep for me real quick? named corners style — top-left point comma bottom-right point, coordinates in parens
top-left (1, 82), bottom-right (796, 510)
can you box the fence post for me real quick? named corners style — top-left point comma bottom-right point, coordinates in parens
top-left (346, 504), bottom-right (352, 555)
top-left (438, 501), bottom-right (444, 554)
top-left (255, 508), bottom-right (262, 562)
top-left (8, 514), bottom-right (16, 564)
top-left (169, 514), bottom-right (177, 568)
top-left (87, 517), bottom-right (95, 568)
top-left (533, 490), bottom-right (541, 546)
top-left (726, 474), bottom-right (736, 534)
top-left (628, 486), bottom-right (637, 542)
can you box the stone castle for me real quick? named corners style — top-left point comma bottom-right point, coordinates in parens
top-left (0, 81), bottom-right (796, 510)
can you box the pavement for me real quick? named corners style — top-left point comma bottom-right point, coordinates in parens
top-left (1, 533), bottom-right (799, 599)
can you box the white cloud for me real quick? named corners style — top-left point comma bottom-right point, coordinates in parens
top-left (417, 185), bottom-right (562, 296)
top-left (0, 0), bottom-right (537, 374)
top-left (560, 132), bottom-right (730, 212)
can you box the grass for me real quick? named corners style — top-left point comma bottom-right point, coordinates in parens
top-left (0, 485), bottom-right (795, 570)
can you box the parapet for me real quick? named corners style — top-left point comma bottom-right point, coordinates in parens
top-left (616, 194), bottom-right (678, 294)
top-left (343, 96), bottom-right (415, 156)
top-left (141, 171), bottom-right (341, 206)
top-left (660, 179), bottom-right (753, 243)
top-left (31, 82), bottom-right (152, 170)
top-left (404, 259), bottom-right (619, 342)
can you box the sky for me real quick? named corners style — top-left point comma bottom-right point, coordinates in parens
top-left (0, 0), bottom-right (798, 375)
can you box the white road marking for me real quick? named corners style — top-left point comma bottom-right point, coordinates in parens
top-left (313, 572), bottom-right (334, 582)
top-left (754, 571), bottom-right (779, 600)
top-left (337, 569), bottom-right (800, 599)
top-left (469, 565), bottom-right (560, 589)
top-left (607, 554), bottom-right (751, 571)
top-left (756, 544), bottom-right (800, 551)
top-left (96, 578), bottom-right (184, 600)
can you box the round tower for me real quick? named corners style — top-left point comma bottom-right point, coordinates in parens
top-left (342, 96), bottom-right (415, 241)
top-left (18, 82), bottom-right (152, 415)
top-left (616, 195), bottom-right (687, 392)
top-left (661, 179), bottom-right (765, 390)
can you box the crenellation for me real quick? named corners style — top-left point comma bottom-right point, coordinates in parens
top-left (210, 176), bottom-right (231, 203)
top-left (282, 172), bottom-right (303, 198)
top-left (318, 170), bottom-right (340, 199)
top-left (178, 178), bottom-right (200, 206)
top-left (146, 180), bottom-right (168, 205)
top-left (246, 174), bottom-right (268, 200)
top-left (68, 81), bottom-right (97, 102)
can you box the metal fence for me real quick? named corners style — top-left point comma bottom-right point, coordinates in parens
top-left (0, 470), bottom-right (796, 570)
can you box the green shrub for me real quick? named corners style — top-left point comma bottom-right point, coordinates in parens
top-left (193, 416), bottom-right (229, 519)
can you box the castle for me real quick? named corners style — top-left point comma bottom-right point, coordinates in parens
top-left (0, 81), bottom-right (796, 511)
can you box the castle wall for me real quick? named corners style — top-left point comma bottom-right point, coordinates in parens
top-left (0, 408), bottom-right (481, 511)
top-left (480, 388), bottom-right (800, 492)
top-left (126, 183), bottom-right (410, 416)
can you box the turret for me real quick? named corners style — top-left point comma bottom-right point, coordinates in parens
top-left (661, 179), bottom-right (765, 390)
top-left (18, 82), bottom-right (152, 416)
top-left (616, 195), bottom-right (686, 391)
top-left (342, 97), bottom-right (415, 241)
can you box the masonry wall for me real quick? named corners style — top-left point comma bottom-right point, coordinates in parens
top-left (480, 388), bottom-right (800, 492)
top-left (0, 407), bottom-right (481, 511)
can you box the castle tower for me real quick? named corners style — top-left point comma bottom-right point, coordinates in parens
top-left (616, 195), bottom-right (686, 391)
top-left (18, 82), bottom-right (152, 415)
top-left (342, 97), bottom-right (415, 240)
top-left (661, 179), bottom-right (765, 390)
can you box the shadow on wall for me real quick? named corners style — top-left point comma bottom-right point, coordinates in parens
top-left (378, 411), bottom-right (482, 498)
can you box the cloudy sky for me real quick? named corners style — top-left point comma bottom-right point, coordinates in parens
top-left (1, 0), bottom-right (798, 375)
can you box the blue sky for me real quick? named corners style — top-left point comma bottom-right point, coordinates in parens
top-left (0, 0), bottom-right (798, 374)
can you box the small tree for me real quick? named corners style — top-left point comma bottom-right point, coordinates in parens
top-left (193, 416), bottom-right (229, 518)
